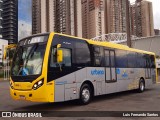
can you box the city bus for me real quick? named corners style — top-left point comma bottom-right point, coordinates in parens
top-left (10, 32), bottom-right (157, 104)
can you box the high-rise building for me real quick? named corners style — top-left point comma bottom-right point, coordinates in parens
top-left (130, 0), bottom-right (154, 37)
top-left (141, 0), bottom-right (154, 37)
top-left (81, 0), bottom-right (89, 38)
top-left (32, 0), bottom-right (41, 34)
top-left (105, 0), bottom-right (128, 34)
top-left (2, 0), bottom-right (18, 44)
top-left (32, 0), bottom-right (82, 37)
top-left (82, 0), bottom-right (105, 39)
top-left (0, 0), bottom-right (3, 38)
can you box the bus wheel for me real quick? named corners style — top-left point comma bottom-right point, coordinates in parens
top-left (138, 79), bottom-right (145, 93)
top-left (79, 84), bottom-right (91, 105)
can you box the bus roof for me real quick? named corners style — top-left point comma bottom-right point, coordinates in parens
top-left (53, 32), bottom-right (155, 56)
top-left (87, 40), bottom-right (155, 55)
top-left (29, 32), bottom-right (155, 55)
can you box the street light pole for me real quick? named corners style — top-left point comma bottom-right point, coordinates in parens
top-left (126, 0), bottom-right (131, 47)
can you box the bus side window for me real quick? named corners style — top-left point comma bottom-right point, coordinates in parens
top-left (151, 55), bottom-right (156, 68)
top-left (137, 53), bottom-right (145, 68)
top-left (116, 50), bottom-right (128, 68)
top-left (144, 54), bottom-right (151, 68)
top-left (128, 52), bottom-right (136, 68)
top-left (74, 41), bottom-right (91, 66)
top-left (94, 46), bottom-right (104, 67)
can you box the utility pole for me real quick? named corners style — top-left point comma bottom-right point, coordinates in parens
top-left (126, 0), bottom-right (131, 47)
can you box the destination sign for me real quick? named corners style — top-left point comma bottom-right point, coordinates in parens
top-left (19, 36), bottom-right (48, 46)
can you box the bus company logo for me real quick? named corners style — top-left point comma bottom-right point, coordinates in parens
top-left (15, 84), bottom-right (20, 87)
top-left (91, 69), bottom-right (104, 76)
top-left (116, 68), bottom-right (121, 74)
top-left (122, 70), bottom-right (128, 78)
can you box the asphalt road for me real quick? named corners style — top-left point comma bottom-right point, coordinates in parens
top-left (0, 81), bottom-right (160, 120)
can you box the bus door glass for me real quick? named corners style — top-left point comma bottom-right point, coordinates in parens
top-left (105, 50), bottom-right (117, 82)
top-left (145, 55), bottom-right (151, 79)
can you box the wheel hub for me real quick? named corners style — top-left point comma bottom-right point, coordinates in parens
top-left (82, 88), bottom-right (90, 102)
top-left (140, 82), bottom-right (144, 91)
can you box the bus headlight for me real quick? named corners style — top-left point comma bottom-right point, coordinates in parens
top-left (33, 79), bottom-right (44, 90)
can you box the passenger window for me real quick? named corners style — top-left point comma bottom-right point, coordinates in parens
top-left (151, 55), bottom-right (156, 68)
top-left (94, 46), bottom-right (104, 66)
top-left (116, 50), bottom-right (128, 68)
top-left (75, 41), bottom-right (91, 66)
top-left (136, 53), bottom-right (145, 68)
top-left (128, 52), bottom-right (136, 68)
top-left (50, 48), bottom-right (72, 67)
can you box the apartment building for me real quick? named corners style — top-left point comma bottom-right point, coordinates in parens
top-left (2, 0), bottom-right (18, 44)
top-left (0, 0), bottom-right (2, 38)
top-left (32, 0), bottom-right (82, 37)
top-left (105, 0), bottom-right (128, 34)
top-left (82, 0), bottom-right (105, 39)
top-left (130, 0), bottom-right (154, 37)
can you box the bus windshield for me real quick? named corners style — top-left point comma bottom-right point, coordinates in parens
top-left (11, 43), bottom-right (46, 76)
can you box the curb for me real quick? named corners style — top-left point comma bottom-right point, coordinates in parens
top-left (0, 79), bottom-right (9, 82)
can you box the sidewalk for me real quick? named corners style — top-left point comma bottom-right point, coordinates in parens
top-left (0, 78), bottom-right (9, 82)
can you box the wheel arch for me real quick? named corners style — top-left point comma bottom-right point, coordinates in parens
top-left (80, 80), bottom-right (95, 97)
top-left (140, 77), bottom-right (145, 86)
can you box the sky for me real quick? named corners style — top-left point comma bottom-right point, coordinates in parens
top-left (130, 0), bottom-right (160, 29)
top-left (18, 0), bottom-right (32, 40)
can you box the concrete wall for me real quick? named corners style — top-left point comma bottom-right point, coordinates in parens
top-left (121, 36), bottom-right (160, 56)
top-left (0, 39), bottom-right (8, 64)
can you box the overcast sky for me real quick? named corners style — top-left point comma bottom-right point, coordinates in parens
top-left (130, 0), bottom-right (160, 29)
top-left (18, 0), bottom-right (32, 40)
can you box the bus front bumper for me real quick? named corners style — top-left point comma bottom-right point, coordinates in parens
top-left (10, 87), bottom-right (54, 103)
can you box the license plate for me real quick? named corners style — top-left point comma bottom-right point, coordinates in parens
top-left (19, 95), bottom-right (26, 100)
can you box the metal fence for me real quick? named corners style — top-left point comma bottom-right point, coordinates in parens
top-left (3, 57), bottom-right (10, 81)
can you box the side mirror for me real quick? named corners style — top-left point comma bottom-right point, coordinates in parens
top-left (57, 50), bottom-right (63, 63)
top-left (57, 44), bottom-right (61, 49)
top-left (56, 44), bottom-right (63, 63)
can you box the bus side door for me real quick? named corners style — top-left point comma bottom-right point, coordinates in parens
top-left (104, 50), bottom-right (117, 82)
top-left (104, 49), bottom-right (117, 94)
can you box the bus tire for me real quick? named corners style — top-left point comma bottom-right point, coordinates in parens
top-left (138, 79), bottom-right (145, 93)
top-left (79, 84), bottom-right (92, 105)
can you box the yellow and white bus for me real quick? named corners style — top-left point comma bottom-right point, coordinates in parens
top-left (10, 32), bottom-right (157, 104)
